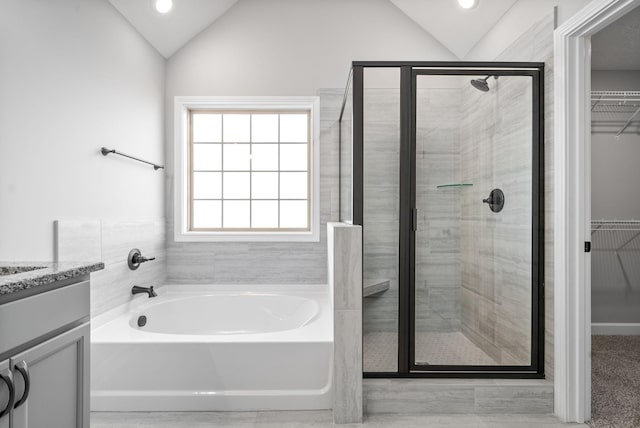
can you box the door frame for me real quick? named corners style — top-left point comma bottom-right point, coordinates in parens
top-left (553, 0), bottom-right (640, 422)
top-left (408, 67), bottom-right (545, 377)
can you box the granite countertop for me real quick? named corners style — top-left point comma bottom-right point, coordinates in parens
top-left (0, 261), bottom-right (104, 297)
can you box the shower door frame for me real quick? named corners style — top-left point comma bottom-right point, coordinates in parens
top-left (350, 61), bottom-right (546, 379)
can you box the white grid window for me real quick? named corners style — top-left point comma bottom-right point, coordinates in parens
top-left (189, 111), bottom-right (311, 232)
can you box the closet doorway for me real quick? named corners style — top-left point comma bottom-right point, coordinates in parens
top-left (589, 6), bottom-right (640, 427)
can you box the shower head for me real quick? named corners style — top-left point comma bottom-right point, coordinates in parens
top-left (470, 76), bottom-right (491, 92)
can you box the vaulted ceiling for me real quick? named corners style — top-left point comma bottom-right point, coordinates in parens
top-left (389, 0), bottom-right (519, 58)
top-left (108, 0), bottom-right (240, 58)
top-left (109, 0), bottom-right (520, 59)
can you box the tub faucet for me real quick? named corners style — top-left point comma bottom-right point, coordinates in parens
top-left (132, 285), bottom-right (157, 298)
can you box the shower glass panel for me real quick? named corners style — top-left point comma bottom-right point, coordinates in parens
top-left (362, 68), bottom-right (401, 372)
top-left (413, 73), bottom-right (534, 368)
top-left (339, 71), bottom-right (353, 223)
top-left (339, 62), bottom-right (544, 377)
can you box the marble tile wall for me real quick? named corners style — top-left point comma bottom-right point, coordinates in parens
top-left (456, 13), bottom-right (555, 371)
top-left (362, 87), bottom-right (400, 338)
top-left (339, 81), bottom-right (353, 224)
top-left (415, 85), bottom-right (463, 335)
top-left (458, 73), bottom-right (533, 365)
top-left (461, 76), bottom-right (532, 365)
top-left (364, 378), bottom-right (553, 415)
top-left (328, 222), bottom-right (363, 424)
top-left (55, 219), bottom-right (166, 317)
top-left (363, 82), bottom-right (464, 369)
top-left (165, 90), bottom-right (343, 284)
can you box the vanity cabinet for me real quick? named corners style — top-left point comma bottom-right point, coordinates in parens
top-left (9, 324), bottom-right (89, 428)
top-left (0, 278), bottom-right (90, 428)
top-left (0, 359), bottom-right (10, 428)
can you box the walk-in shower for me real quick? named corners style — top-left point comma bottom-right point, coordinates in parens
top-left (339, 62), bottom-right (544, 377)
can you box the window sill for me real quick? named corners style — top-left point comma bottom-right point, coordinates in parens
top-left (174, 230), bottom-right (320, 243)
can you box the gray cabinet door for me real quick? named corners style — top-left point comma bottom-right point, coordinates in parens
top-left (0, 359), bottom-right (11, 428)
top-left (10, 323), bottom-right (89, 428)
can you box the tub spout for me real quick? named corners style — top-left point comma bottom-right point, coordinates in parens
top-left (132, 285), bottom-right (157, 298)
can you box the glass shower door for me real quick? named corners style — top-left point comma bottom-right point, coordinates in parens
top-left (412, 70), bottom-right (537, 370)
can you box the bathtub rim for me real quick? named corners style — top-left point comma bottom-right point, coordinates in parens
top-left (91, 283), bottom-right (332, 344)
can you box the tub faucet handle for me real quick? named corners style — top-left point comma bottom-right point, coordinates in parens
top-left (134, 254), bottom-right (155, 263)
top-left (128, 248), bottom-right (155, 270)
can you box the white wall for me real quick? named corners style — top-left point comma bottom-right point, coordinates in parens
top-left (464, 0), bottom-right (589, 60)
top-left (591, 70), bottom-right (640, 324)
top-left (591, 71), bottom-right (640, 219)
top-left (164, 0), bottom-right (457, 284)
top-left (0, 0), bottom-right (165, 261)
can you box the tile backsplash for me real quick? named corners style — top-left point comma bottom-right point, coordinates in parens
top-left (55, 219), bottom-right (166, 317)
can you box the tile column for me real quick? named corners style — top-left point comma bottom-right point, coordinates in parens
top-left (328, 222), bottom-right (362, 424)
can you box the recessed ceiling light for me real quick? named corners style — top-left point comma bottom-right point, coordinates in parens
top-left (155, 0), bottom-right (173, 14)
top-left (458, 0), bottom-right (478, 9)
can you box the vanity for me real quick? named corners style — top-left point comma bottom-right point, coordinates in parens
top-left (0, 262), bottom-right (103, 428)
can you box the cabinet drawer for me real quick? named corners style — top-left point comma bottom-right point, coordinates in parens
top-left (0, 280), bottom-right (89, 357)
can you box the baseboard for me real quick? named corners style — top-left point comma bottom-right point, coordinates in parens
top-left (592, 323), bottom-right (640, 335)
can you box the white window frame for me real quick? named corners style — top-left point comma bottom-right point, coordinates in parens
top-left (174, 96), bottom-right (320, 242)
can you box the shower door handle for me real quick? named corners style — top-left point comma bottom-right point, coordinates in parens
top-left (412, 208), bottom-right (418, 231)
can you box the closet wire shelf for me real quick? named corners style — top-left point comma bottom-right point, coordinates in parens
top-left (591, 220), bottom-right (640, 291)
top-left (591, 91), bottom-right (640, 137)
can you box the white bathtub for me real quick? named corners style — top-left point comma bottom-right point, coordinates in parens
top-left (90, 284), bottom-right (333, 411)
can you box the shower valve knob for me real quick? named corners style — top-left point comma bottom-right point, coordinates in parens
top-left (483, 188), bottom-right (505, 213)
top-left (128, 248), bottom-right (155, 270)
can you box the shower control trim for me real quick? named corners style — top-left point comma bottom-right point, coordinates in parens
top-left (483, 188), bottom-right (505, 213)
top-left (128, 248), bottom-right (156, 270)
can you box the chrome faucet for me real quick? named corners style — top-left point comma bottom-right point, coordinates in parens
top-left (131, 285), bottom-right (157, 298)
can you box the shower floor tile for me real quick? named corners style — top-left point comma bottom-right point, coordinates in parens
top-left (364, 331), bottom-right (497, 372)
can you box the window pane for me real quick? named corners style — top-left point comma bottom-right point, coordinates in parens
top-left (251, 172), bottom-right (278, 199)
top-left (224, 144), bottom-right (250, 170)
top-left (280, 114), bottom-right (308, 142)
top-left (251, 114), bottom-right (278, 143)
top-left (193, 200), bottom-right (221, 228)
top-left (223, 172), bottom-right (250, 199)
top-left (252, 200), bottom-right (278, 228)
top-left (251, 144), bottom-right (278, 170)
top-left (280, 144), bottom-right (308, 171)
top-left (280, 172), bottom-right (307, 199)
top-left (223, 200), bottom-right (250, 228)
top-left (193, 144), bottom-right (221, 171)
top-left (193, 114), bottom-right (222, 142)
top-left (280, 200), bottom-right (308, 228)
top-left (193, 172), bottom-right (221, 199)
top-left (223, 114), bottom-right (250, 142)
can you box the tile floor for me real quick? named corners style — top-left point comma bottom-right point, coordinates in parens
top-left (91, 410), bottom-right (588, 427)
top-left (364, 331), bottom-right (496, 372)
